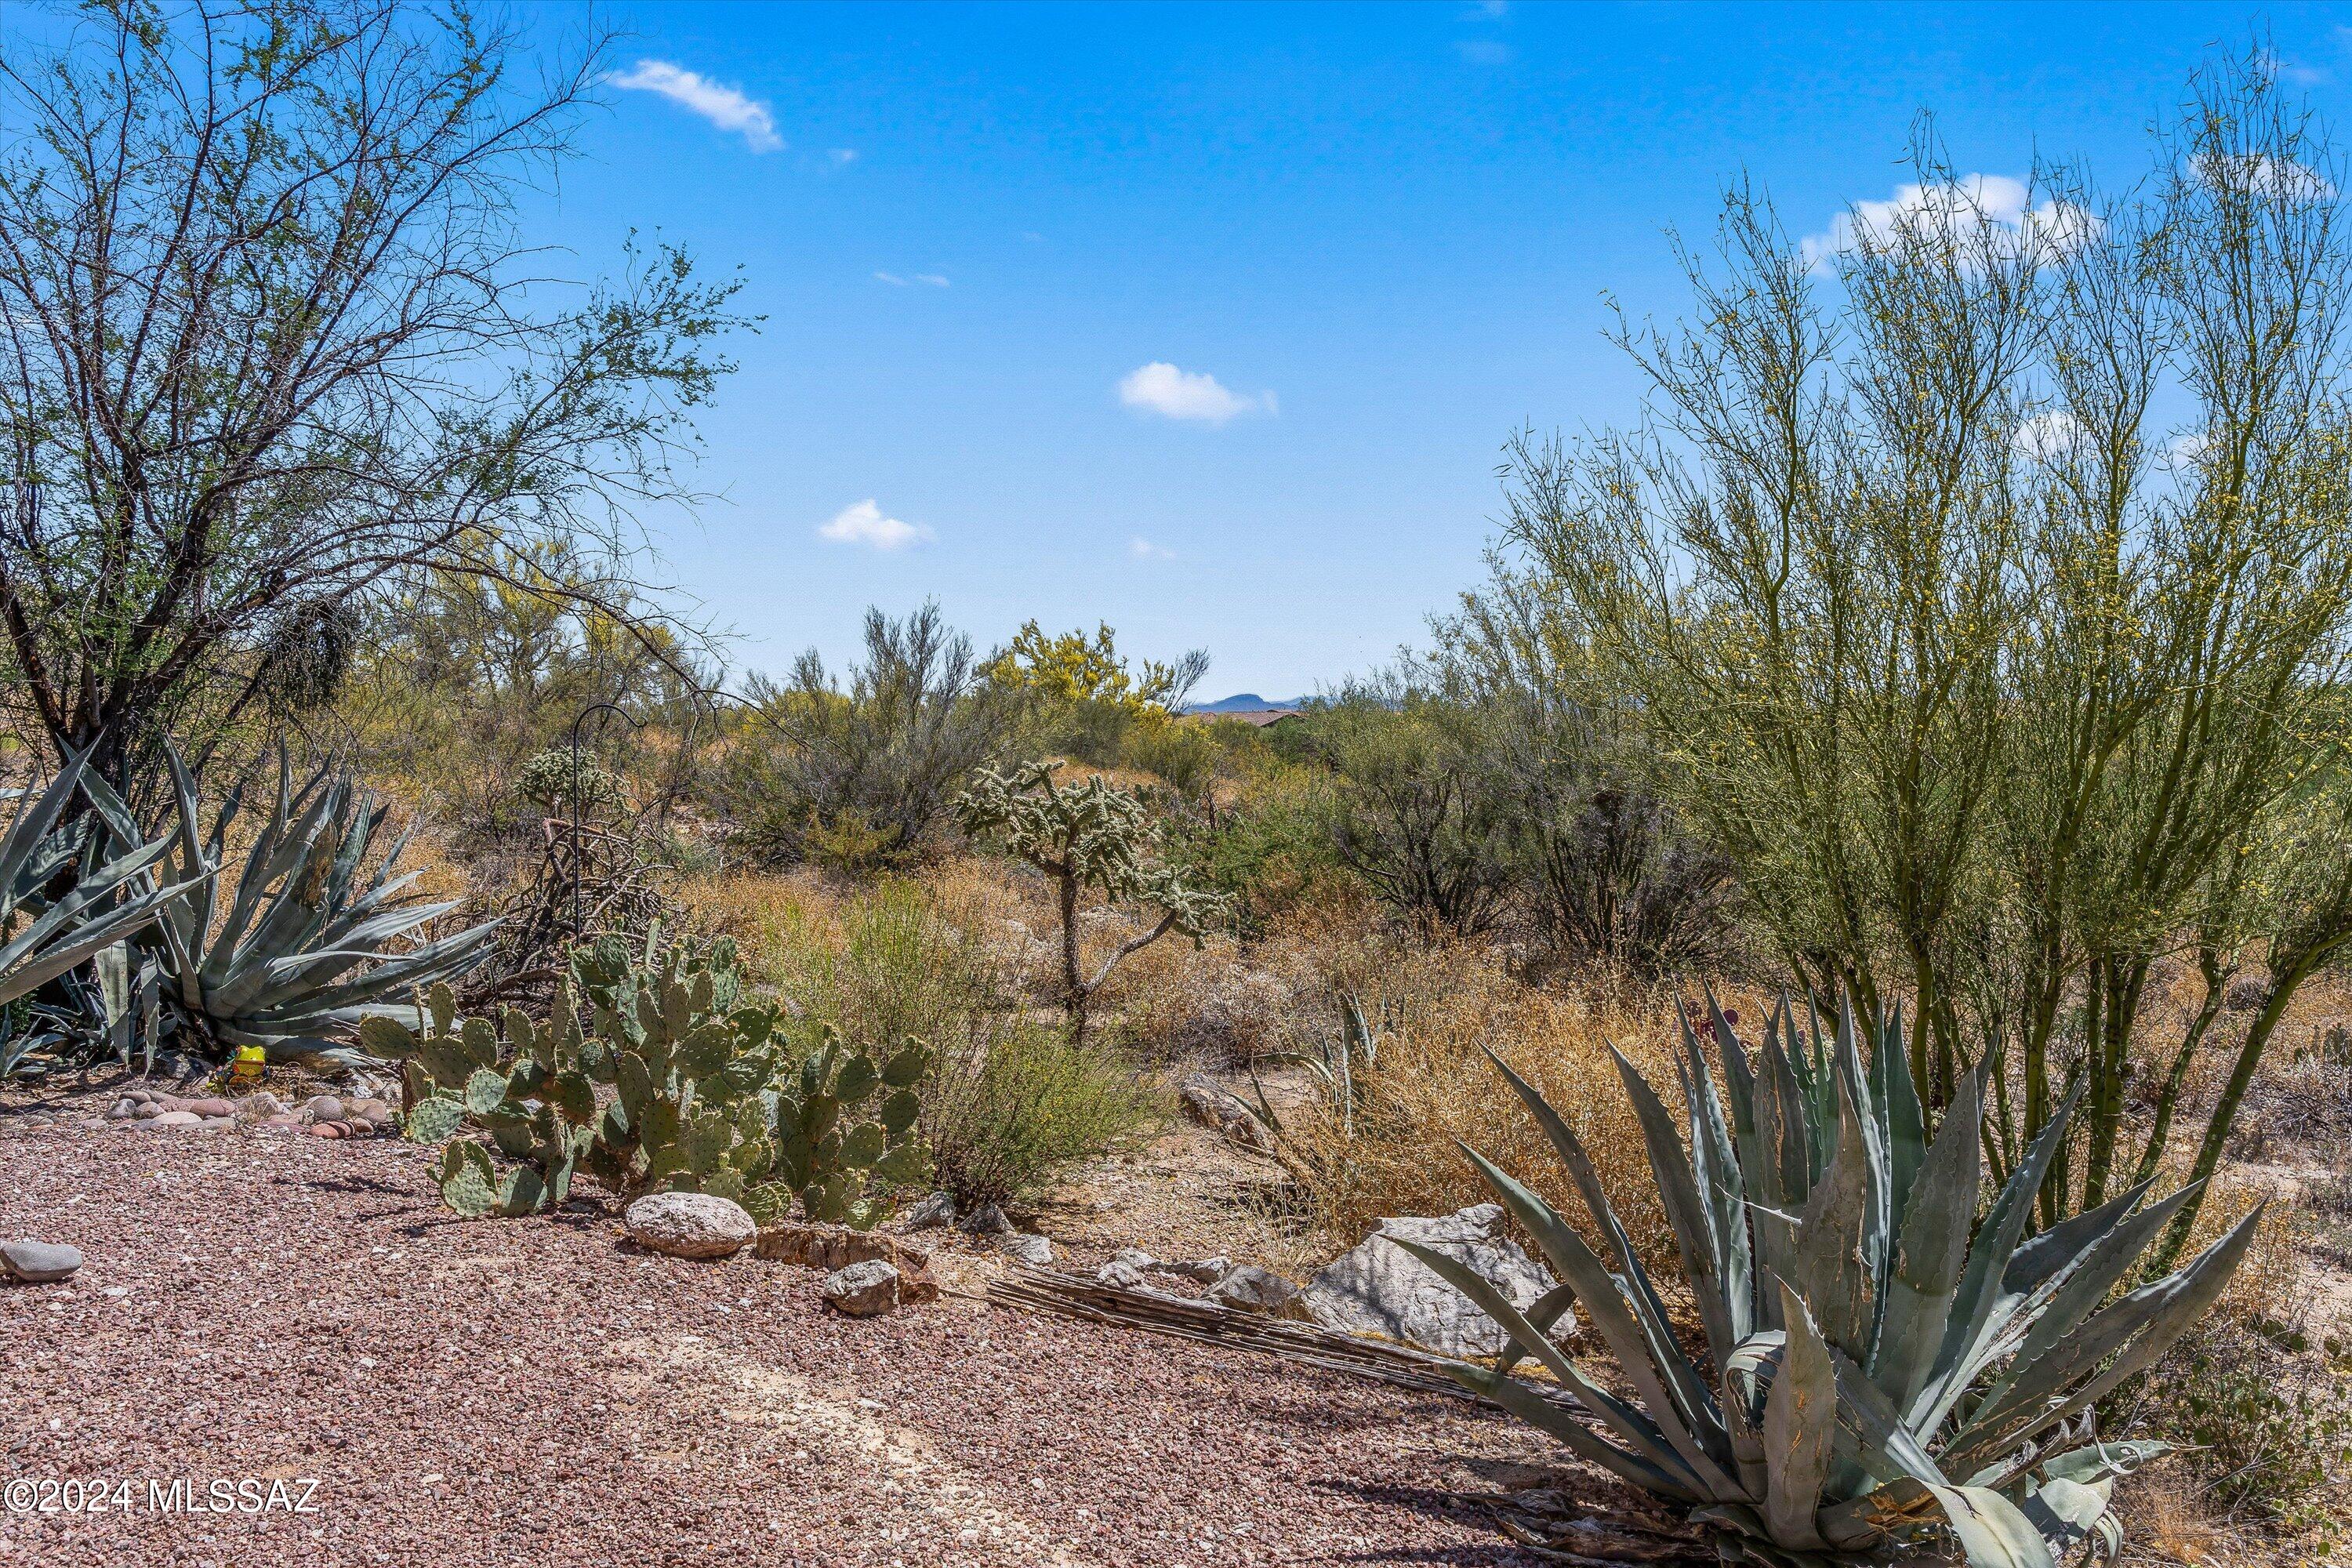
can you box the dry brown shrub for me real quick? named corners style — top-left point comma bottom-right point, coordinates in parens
top-left (1260, 932), bottom-right (1683, 1276)
top-left (675, 868), bottom-right (847, 989)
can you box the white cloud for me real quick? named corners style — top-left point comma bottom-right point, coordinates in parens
top-left (609, 60), bottom-right (782, 153)
top-left (1802, 175), bottom-right (2099, 270)
top-left (818, 499), bottom-right (931, 550)
top-left (873, 271), bottom-right (949, 288)
top-left (2194, 152), bottom-right (2336, 201)
top-left (1128, 536), bottom-right (1174, 561)
top-left (2261, 47), bottom-right (2329, 87)
top-left (2014, 410), bottom-right (2087, 462)
top-left (1117, 362), bottom-right (1276, 424)
top-left (828, 148), bottom-right (858, 167)
top-left (2161, 430), bottom-right (2212, 473)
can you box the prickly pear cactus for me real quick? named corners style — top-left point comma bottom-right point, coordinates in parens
top-left (773, 1029), bottom-right (931, 1228)
top-left (361, 934), bottom-right (932, 1227)
top-left (563, 931), bottom-right (793, 1215)
top-left (358, 982), bottom-right (599, 1217)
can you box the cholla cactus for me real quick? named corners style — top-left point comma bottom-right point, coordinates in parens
top-left (367, 934), bottom-right (929, 1227)
top-left (953, 760), bottom-right (1227, 1040)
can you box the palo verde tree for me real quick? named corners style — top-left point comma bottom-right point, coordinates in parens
top-left (953, 760), bottom-right (1227, 1043)
top-left (1491, 49), bottom-right (2352, 1221)
top-left (0, 0), bottom-right (746, 792)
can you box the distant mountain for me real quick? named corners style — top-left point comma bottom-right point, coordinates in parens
top-left (1188, 692), bottom-right (1307, 713)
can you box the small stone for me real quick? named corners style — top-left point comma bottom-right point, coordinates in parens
top-left (1000, 1233), bottom-right (1053, 1266)
top-left (0, 1240), bottom-right (83, 1284)
top-left (146, 1110), bottom-right (200, 1127)
top-left (1112, 1247), bottom-right (1157, 1271)
top-left (303, 1094), bottom-right (345, 1121)
top-left (1151, 1255), bottom-right (1229, 1284)
top-left (106, 1098), bottom-right (140, 1121)
top-left (898, 1192), bottom-right (956, 1232)
top-left (134, 1102), bottom-right (169, 1120)
top-left (306, 1123), bottom-right (343, 1139)
top-left (198, 1116), bottom-right (234, 1131)
top-left (822, 1260), bottom-right (902, 1317)
top-left (966, 1204), bottom-right (1014, 1236)
top-left (962, 1202), bottom-right (1014, 1236)
top-left (236, 1092), bottom-right (288, 1120)
top-left (1095, 1259), bottom-right (1149, 1290)
top-left (1206, 1264), bottom-right (1299, 1314)
top-left (261, 1115), bottom-right (303, 1129)
top-left (180, 1098), bottom-right (235, 1118)
top-left (623, 1192), bottom-right (757, 1261)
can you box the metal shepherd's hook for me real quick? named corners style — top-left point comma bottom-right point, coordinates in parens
top-left (566, 700), bottom-right (645, 940)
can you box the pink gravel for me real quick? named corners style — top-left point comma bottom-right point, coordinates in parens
top-left (0, 1094), bottom-right (1562, 1566)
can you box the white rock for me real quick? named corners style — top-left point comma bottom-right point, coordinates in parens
top-left (622, 1192), bottom-right (757, 1260)
top-left (1000, 1233), bottom-right (1053, 1265)
top-left (822, 1259), bottom-right (902, 1317)
top-left (1150, 1254), bottom-right (1229, 1284)
top-left (1095, 1259), bottom-right (1149, 1290)
top-left (1301, 1203), bottom-right (1562, 1357)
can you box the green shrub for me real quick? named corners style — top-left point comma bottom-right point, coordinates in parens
top-left (791, 879), bottom-right (1009, 1062)
top-left (2129, 1308), bottom-right (2352, 1541)
top-left (922, 1023), bottom-right (1160, 1208)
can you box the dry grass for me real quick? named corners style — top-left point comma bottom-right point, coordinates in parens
top-left (1250, 928), bottom-right (1683, 1276)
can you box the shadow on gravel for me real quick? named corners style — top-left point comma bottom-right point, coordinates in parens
top-left (1306, 1481), bottom-right (1537, 1564)
top-left (280, 1174), bottom-right (422, 1199)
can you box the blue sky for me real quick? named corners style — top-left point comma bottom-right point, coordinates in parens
top-left (535, 2), bottom-right (2352, 699)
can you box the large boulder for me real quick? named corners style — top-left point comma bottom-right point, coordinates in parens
top-left (622, 1192), bottom-right (757, 1260)
top-left (1301, 1203), bottom-right (1561, 1357)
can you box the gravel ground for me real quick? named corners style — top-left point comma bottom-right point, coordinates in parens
top-left (0, 1088), bottom-right (1562, 1567)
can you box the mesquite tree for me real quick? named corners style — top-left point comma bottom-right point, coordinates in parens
top-left (954, 761), bottom-right (1227, 1042)
top-left (0, 0), bottom-right (746, 790)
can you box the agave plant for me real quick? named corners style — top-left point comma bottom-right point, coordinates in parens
top-left (0, 750), bottom-right (194, 1069)
top-left (84, 751), bottom-right (499, 1060)
top-left (1403, 994), bottom-right (2259, 1568)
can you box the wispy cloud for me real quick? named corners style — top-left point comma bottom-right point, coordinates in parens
top-left (1454, 39), bottom-right (1512, 64)
top-left (609, 60), bottom-right (782, 153)
top-left (818, 499), bottom-right (931, 550)
top-left (827, 148), bottom-right (858, 168)
top-left (1128, 536), bottom-right (1175, 561)
top-left (2194, 151), bottom-right (2336, 201)
top-left (2263, 46), bottom-right (2329, 87)
top-left (1117, 361), bottom-right (1276, 425)
top-left (1802, 175), bottom-right (2099, 270)
top-left (874, 270), bottom-right (950, 288)
top-left (2013, 410), bottom-right (2086, 462)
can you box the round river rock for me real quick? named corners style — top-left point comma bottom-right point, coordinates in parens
top-left (622, 1192), bottom-right (757, 1260)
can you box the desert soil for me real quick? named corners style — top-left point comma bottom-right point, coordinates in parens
top-left (0, 1077), bottom-right (1566, 1568)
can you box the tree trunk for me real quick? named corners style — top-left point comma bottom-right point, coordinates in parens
top-left (2129, 949), bottom-right (2228, 1192)
top-left (1057, 865), bottom-right (1089, 1044)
